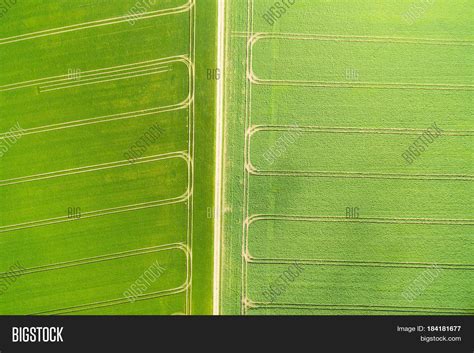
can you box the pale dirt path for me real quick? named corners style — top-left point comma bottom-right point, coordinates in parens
top-left (213, 0), bottom-right (225, 315)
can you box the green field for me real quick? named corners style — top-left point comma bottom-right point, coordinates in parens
top-left (1, 0), bottom-right (472, 317)
top-left (219, 0), bottom-right (474, 315)
top-left (0, 0), bottom-right (217, 315)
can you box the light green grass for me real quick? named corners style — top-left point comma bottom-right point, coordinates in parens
top-left (221, 0), bottom-right (474, 315)
top-left (252, 85), bottom-right (473, 130)
top-left (0, 111), bottom-right (189, 180)
top-left (252, 38), bottom-right (473, 85)
top-left (0, 0), bottom-right (217, 315)
top-left (1, 247), bottom-right (188, 315)
top-left (0, 204), bottom-right (188, 270)
top-left (247, 263), bottom-right (473, 308)
top-left (249, 178), bottom-right (472, 218)
top-left (248, 220), bottom-right (474, 266)
top-left (1, 157), bottom-right (188, 225)
top-left (250, 131), bottom-right (473, 175)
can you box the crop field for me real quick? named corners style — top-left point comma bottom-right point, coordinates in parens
top-left (219, 0), bottom-right (474, 314)
top-left (1, 0), bottom-right (472, 318)
top-left (0, 0), bottom-right (217, 315)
